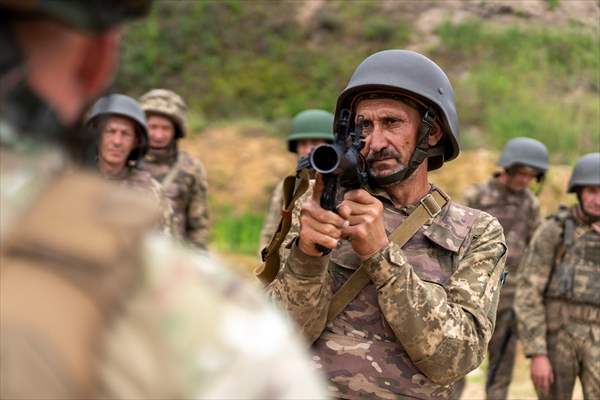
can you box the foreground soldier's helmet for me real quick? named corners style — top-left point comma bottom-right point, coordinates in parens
top-left (335, 50), bottom-right (459, 179)
top-left (0, 0), bottom-right (152, 32)
top-left (567, 152), bottom-right (600, 193)
top-left (498, 137), bottom-right (549, 178)
top-left (86, 94), bottom-right (149, 163)
top-left (139, 89), bottom-right (188, 139)
top-left (287, 109), bottom-right (335, 153)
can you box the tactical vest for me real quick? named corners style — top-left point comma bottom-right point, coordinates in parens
top-left (545, 208), bottom-right (600, 311)
top-left (311, 198), bottom-right (481, 400)
top-left (0, 171), bottom-right (159, 399)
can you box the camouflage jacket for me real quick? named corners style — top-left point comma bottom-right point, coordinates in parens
top-left (99, 165), bottom-right (173, 235)
top-left (463, 177), bottom-right (541, 307)
top-left (139, 146), bottom-right (210, 249)
top-left (268, 186), bottom-right (507, 400)
top-left (515, 205), bottom-right (600, 357)
top-left (259, 179), bottom-right (285, 253)
top-left (0, 144), bottom-right (327, 400)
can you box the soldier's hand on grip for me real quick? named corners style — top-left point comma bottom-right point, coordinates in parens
top-left (337, 189), bottom-right (388, 259)
top-left (298, 174), bottom-right (348, 257)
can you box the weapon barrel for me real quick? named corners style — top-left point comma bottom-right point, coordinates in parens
top-left (309, 144), bottom-right (342, 174)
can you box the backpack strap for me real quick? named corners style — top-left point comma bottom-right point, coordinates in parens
top-left (256, 169), bottom-right (310, 285)
top-left (160, 152), bottom-right (183, 193)
top-left (326, 189), bottom-right (449, 323)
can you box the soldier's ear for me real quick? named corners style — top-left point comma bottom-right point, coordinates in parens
top-left (427, 121), bottom-right (443, 147)
top-left (77, 28), bottom-right (121, 99)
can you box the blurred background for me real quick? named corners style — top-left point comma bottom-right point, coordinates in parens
top-left (113, 1), bottom-right (598, 398)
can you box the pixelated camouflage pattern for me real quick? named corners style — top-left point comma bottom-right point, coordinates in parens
top-left (100, 166), bottom-right (174, 235)
top-left (268, 187), bottom-right (507, 400)
top-left (537, 323), bottom-right (600, 400)
top-left (515, 205), bottom-right (600, 357)
top-left (463, 177), bottom-right (541, 308)
top-left (0, 144), bottom-right (328, 399)
top-left (139, 147), bottom-right (210, 249)
top-left (460, 177), bottom-right (541, 400)
top-left (139, 89), bottom-right (187, 138)
top-left (260, 180), bottom-right (285, 253)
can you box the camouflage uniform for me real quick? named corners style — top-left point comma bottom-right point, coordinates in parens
top-left (260, 180), bottom-right (285, 251)
top-left (515, 205), bottom-right (600, 400)
top-left (1, 134), bottom-right (328, 400)
top-left (139, 147), bottom-right (210, 249)
top-left (456, 177), bottom-right (541, 399)
top-left (268, 186), bottom-right (507, 400)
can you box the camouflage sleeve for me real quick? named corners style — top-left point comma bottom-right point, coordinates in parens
top-left (186, 161), bottom-right (210, 250)
top-left (362, 213), bottom-right (507, 385)
top-left (150, 178), bottom-right (175, 236)
top-left (514, 219), bottom-right (562, 356)
top-left (266, 243), bottom-right (333, 344)
top-left (462, 184), bottom-right (482, 209)
top-left (259, 181), bottom-right (284, 253)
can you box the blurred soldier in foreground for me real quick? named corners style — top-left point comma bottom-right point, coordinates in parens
top-left (138, 89), bottom-right (210, 250)
top-left (515, 153), bottom-right (600, 400)
top-left (267, 50), bottom-right (507, 399)
top-left (0, 2), bottom-right (327, 399)
top-left (259, 109), bottom-right (334, 251)
top-left (453, 137), bottom-right (548, 400)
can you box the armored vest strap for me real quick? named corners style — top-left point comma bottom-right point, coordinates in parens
top-left (160, 152), bottom-right (183, 192)
top-left (326, 189), bottom-right (449, 323)
top-left (256, 169), bottom-right (310, 284)
top-left (0, 171), bottom-right (160, 398)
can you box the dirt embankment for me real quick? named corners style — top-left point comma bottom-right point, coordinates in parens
top-left (181, 124), bottom-right (574, 218)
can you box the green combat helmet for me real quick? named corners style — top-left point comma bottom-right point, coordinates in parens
top-left (498, 137), bottom-right (549, 180)
top-left (85, 94), bottom-right (149, 164)
top-left (288, 109), bottom-right (334, 153)
top-left (567, 152), bottom-right (600, 193)
top-left (139, 89), bottom-right (188, 139)
top-left (335, 50), bottom-right (459, 187)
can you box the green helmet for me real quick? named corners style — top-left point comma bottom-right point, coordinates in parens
top-left (287, 109), bottom-right (334, 153)
top-left (0, 0), bottom-right (152, 32)
top-left (498, 137), bottom-right (549, 177)
top-left (139, 89), bottom-right (187, 139)
top-left (568, 152), bottom-right (600, 193)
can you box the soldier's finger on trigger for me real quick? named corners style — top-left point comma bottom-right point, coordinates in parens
top-left (303, 216), bottom-right (343, 239)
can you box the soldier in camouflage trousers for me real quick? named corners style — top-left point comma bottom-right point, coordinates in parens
top-left (453, 137), bottom-right (548, 400)
top-left (259, 109), bottom-right (334, 252)
top-left (138, 89), bottom-right (210, 250)
top-left (515, 153), bottom-right (600, 400)
top-left (0, 2), bottom-right (328, 399)
top-left (267, 50), bottom-right (507, 400)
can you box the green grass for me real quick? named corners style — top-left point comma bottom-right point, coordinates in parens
top-left (211, 206), bottom-right (263, 255)
top-left (435, 21), bottom-right (599, 161)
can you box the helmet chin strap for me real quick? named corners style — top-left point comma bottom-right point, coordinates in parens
top-left (368, 108), bottom-right (443, 188)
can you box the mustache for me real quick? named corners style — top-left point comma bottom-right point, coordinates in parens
top-left (366, 148), bottom-right (402, 162)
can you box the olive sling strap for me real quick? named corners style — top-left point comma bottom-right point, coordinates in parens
top-left (326, 189), bottom-right (448, 323)
top-left (255, 172), bottom-right (448, 323)
top-left (256, 169), bottom-right (310, 285)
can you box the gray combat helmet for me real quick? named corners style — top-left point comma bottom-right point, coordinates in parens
top-left (288, 109), bottom-right (335, 153)
top-left (86, 94), bottom-right (149, 163)
top-left (568, 152), bottom-right (600, 193)
top-left (498, 137), bottom-right (549, 179)
top-left (335, 50), bottom-right (459, 183)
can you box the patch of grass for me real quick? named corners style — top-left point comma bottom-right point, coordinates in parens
top-left (211, 206), bottom-right (263, 255)
top-left (436, 21), bottom-right (599, 160)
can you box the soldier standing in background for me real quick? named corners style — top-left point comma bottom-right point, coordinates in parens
top-left (453, 137), bottom-right (549, 400)
top-left (138, 89), bottom-right (210, 250)
top-left (259, 109), bottom-right (334, 252)
top-left (267, 49), bottom-right (507, 399)
top-left (0, 1), bottom-right (327, 398)
top-left (515, 153), bottom-right (600, 400)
